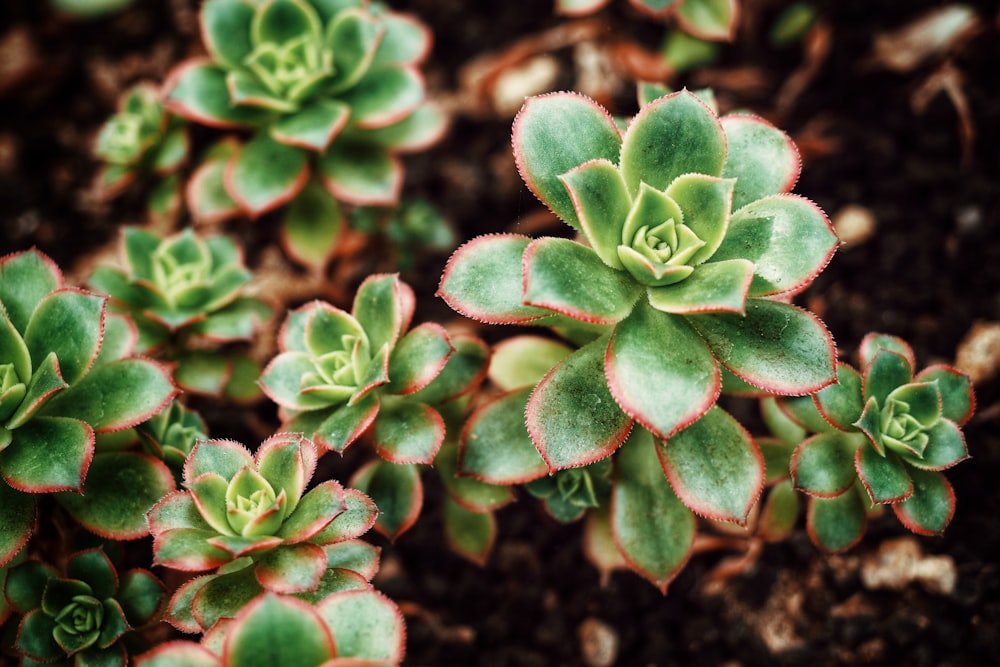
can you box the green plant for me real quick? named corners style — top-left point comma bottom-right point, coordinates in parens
top-left (777, 333), bottom-right (975, 550)
top-left (94, 83), bottom-right (189, 222)
top-left (0, 249), bottom-right (177, 566)
top-left (167, 0), bottom-right (447, 268)
top-left (5, 547), bottom-right (165, 666)
top-left (136, 591), bottom-right (404, 666)
top-left (147, 433), bottom-right (392, 633)
top-left (88, 227), bottom-right (272, 400)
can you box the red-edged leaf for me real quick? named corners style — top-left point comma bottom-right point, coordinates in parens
top-left (791, 431), bottom-right (861, 498)
top-left (350, 460), bottom-right (422, 540)
top-left (721, 113), bottom-right (801, 209)
top-left (856, 445), bottom-right (912, 505)
top-left (458, 388), bottom-right (548, 485)
top-left (386, 322), bottom-right (453, 395)
top-left (223, 594), bottom-right (335, 666)
top-left (254, 542), bottom-right (328, 593)
top-left (442, 494), bottom-right (495, 567)
top-left (373, 400), bottom-right (445, 465)
top-left (892, 468), bottom-right (956, 535)
top-left (807, 488), bottom-right (867, 552)
top-left (527, 336), bottom-right (633, 471)
top-left (225, 133), bottom-right (310, 218)
top-left (316, 589), bottom-right (405, 665)
top-left (1, 416), bottom-right (93, 493)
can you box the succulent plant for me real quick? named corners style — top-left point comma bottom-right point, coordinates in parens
top-left (94, 83), bottom-right (189, 221)
top-left (555, 0), bottom-right (739, 42)
top-left (777, 333), bottom-right (975, 551)
top-left (136, 399), bottom-right (209, 480)
top-left (261, 273), bottom-right (481, 538)
top-left (165, 0), bottom-right (447, 222)
top-left (4, 547), bottom-right (165, 666)
top-left (136, 590), bottom-right (405, 666)
top-left (148, 433), bottom-right (385, 631)
top-left (0, 249), bottom-right (177, 565)
top-left (88, 227), bottom-right (272, 400)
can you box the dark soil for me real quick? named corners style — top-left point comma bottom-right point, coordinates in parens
top-left (1, 1), bottom-right (999, 666)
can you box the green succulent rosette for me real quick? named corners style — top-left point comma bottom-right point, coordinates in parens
top-left (94, 83), bottom-right (189, 206)
top-left (148, 433), bottom-right (386, 632)
top-left (136, 399), bottom-right (209, 481)
top-left (0, 250), bottom-right (178, 565)
top-left (440, 90), bottom-right (838, 589)
top-left (5, 547), bottom-right (165, 666)
top-left (167, 0), bottom-right (446, 222)
top-left (777, 333), bottom-right (975, 551)
top-left (555, 0), bottom-right (737, 42)
top-left (135, 591), bottom-right (405, 667)
top-left (88, 227), bottom-right (272, 399)
top-left (262, 274), bottom-right (483, 538)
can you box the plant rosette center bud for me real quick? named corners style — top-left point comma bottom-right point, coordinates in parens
top-left (225, 467), bottom-right (287, 537)
top-left (54, 596), bottom-right (104, 639)
top-left (245, 34), bottom-right (329, 103)
top-left (616, 185), bottom-right (707, 287)
top-left (150, 242), bottom-right (212, 309)
top-left (878, 395), bottom-right (933, 457)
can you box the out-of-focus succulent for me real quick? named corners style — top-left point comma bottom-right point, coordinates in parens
top-left (0, 249), bottom-right (177, 565)
top-left (5, 547), bottom-right (165, 666)
top-left (555, 0), bottom-right (739, 42)
top-left (88, 227), bottom-right (272, 400)
top-left (166, 0), bottom-right (447, 220)
top-left (778, 333), bottom-right (975, 550)
top-left (136, 400), bottom-right (209, 480)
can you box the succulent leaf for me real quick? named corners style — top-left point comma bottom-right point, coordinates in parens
top-left (459, 388), bottom-right (548, 485)
top-left (808, 489), bottom-right (867, 552)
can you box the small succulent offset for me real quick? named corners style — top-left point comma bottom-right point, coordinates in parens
top-left (166, 0), bottom-right (446, 220)
top-left (555, 0), bottom-right (739, 42)
top-left (94, 83), bottom-right (189, 218)
top-left (0, 249), bottom-right (177, 566)
top-left (778, 333), bottom-right (975, 551)
top-left (88, 227), bottom-right (272, 400)
top-left (136, 591), bottom-right (405, 666)
top-left (261, 273), bottom-right (470, 537)
top-left (4, 547), bottom-right (165, 666)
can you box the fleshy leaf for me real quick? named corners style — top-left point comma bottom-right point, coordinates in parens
top-left (657, 405), bottom-right (764, 525)
top-left (55, 452), bottom-right (175, 539)
top-left (117, 569), bottom-right (166, 627)
top-left (664, 173), bottom-right (735, 266)
top-left (224, 594), bottom-right (335, 666)
top-left (606, 302), bottom-right (719, 440)
top-left (310, 488), bottom-right (378, 545)
top-left (409, 333), bottom-right (489, 405)
top-left (856, 445), bottom-right (911, 504)
top-left (436, 442), bottom-right (513, 512)
top-left (721, 114), bottom-right (801, 209)
top-left (646, 258), bottom-right (754, 314)
top-left (317, 138), bottom-right (402, 206)
top-left (916, 365), bottom-right (975, 425)
top-left (153, 529), bottom-right (232, 571)
top-left (41, 358), bottom-right (176, 433)
top-left (558, 159), bottom-right (631, 269)
top-left (814, 363), bottom-right (864, 430)
top-left (317, 589), bottom-right (405, 663)
top-left (808, 489), bottom-right (867, 552)
top-left (892, 468), bottom-right (955, 535)
top-left (758, 479), bottom-right (800, 541)
top-left (136, 641), bottom-right (221, 667)
top-left (254, 543), bottom-right (327, 593)
top-left (185, 439), bottom-right (253, 485)
top-left (0, 482), bottom-right (34, 566)
top-left (201, 0), bottom-right (255, 70)
top-left (902, 419), bottom-right (968, 471)
top-left (339, 66), bottom-right (424, 129)
top-left (620, 90), bottom-right (725, 196)
top-left (488, 335), bottom-right (572, 392)
top-left (442, 494), bottom-right (495, 566)
top-left (791, 431), bottom-right (860, 498)
top-left (859, 333), bottom-right (915, 370)
top-left (307, 396), bottom-right (380, 453)
top-left (24, 288), bottom-right (105, 386)
top-left (324, 8), bottom-right (383, 92)
top-left (863, 348), bottom-right (913, 405)
top-left (226, 133), bottom-right (310, 217)
top-left (522, 237), bottom-right (642, 324)
top-left (282, 180), bottom-right (344, 270)
top-left (674, 0), bottom-right (737, 41)
top-left (372, 10), bottom-right (430, 66)
top-left (438, 234), bottom-right (551, 325)
top-left (165, 60), bottom-right (269, 127)
top-left (353, 273), bottom-right (413, 355)
top-left (526, 336), bottom-right (633, 471)
top-left (712, 194), bottom-right (837, 297)
top-left (611, 429), bottom-right (695, 592)
top-left (270, 100), bottom-right (350, 151)
top-left (373, 400), bottom-right (444, 465)
top-left (187, 149), bottom-right (242, 225)
top-left (512, 92), bottom-right (622, 230)
top-left (0, 250), bottom-right (62, 332)
top-left (2, 416), bottom-right (93, 493)
top-left (351, 460), bottom-right (421, 540)
top-left (686, 299), bottom-right (836, 395)
top-left (279, 480), bottom-right (346, 544)
top-left (323, 540), bottom-right (380, 580)
top-left (459, 388), bottom-right (548, 484)
top-left (66, 548), bottom-right (117, 600)
top-left (386, 323), bottom-right (453, 395)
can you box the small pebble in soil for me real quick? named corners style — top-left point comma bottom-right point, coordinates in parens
top-left (956, 321), bottom-right (1000, 384)
top-left (860, 536), bottom-right (957, 595)
top-left (578, 617), bottom-right (618, 667)
top-left (832, 204), bottom-right (876, 248)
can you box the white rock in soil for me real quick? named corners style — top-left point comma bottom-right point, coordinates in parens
top-left (832, 204), bottom-right (876, 248)
top-left (956, 321), bottom-right (1000, 384)
top-left (860, 536), bottom-right (956, 595)
top-left (578, 617), bottom-right (619, 667)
